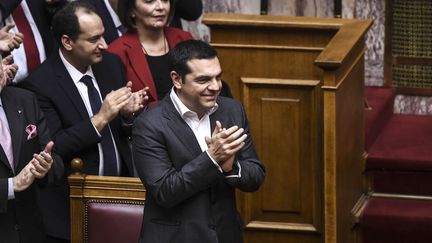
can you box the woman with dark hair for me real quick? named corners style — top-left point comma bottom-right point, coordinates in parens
top-left (108, 0), bottom-right (192, 105)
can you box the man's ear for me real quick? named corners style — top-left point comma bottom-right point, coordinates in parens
top-left (61, 35), bottom-right (73, 51)
top-left (171, 71), bottom-right (182, 89)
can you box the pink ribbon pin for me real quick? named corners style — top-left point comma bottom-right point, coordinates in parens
top-left (25, 124), bottom-right (37, 140)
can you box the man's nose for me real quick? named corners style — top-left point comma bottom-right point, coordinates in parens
top-left (208, 79), bottom-right (221, 91)
top-left (98, 37), bottom-right (108, 50)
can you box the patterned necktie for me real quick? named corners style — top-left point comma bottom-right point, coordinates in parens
top-left (12, 4), bottom-right (40, 73)
top-left (80, 75), bottom-right (118, 176)
top-left (0, 106), bottom-right (14, 172)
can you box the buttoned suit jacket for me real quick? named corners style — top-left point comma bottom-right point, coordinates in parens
top-left (132, 95), bottom-right (265, 243)
top-left (108, 27), bottom-right (193, 103)
top-left (19, 51), bottom-right (134, 239)
top-left (0, 86), bottom-right (63, 243)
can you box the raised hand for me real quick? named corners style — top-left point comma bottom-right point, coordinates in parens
top-left (29, 141), bottom-right (55, 179)
top-left (0, 24), bottom-right (24, 52)
top-left (120, 81), bottom-right (149, 119)
top-left (205, 121), bottom-right (247, 172)
top-left (2, 55), bottom-right (18, 84)
top-left (13, 163), bottom-right (36, 192)
top-left (91, 86), bottom-right (131, 131)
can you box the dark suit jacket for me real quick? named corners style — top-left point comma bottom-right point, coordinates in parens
top-left (132, 95), bottom-right (265, 243)
top-left (81, 0), bottom-right (119, 44)
top-left (0, 87), bottom-right (63, 243)
top-left (0, 0), bottom-right (64, 57)
top-left (19, 51), bottom-right (134, 239)
top-left (108, 27), bottom-right (193, 103)
top-left (170, 0), bottom-right (203, 28)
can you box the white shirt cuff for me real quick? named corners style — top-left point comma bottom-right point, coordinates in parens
top-left (8, 177), bottom-right (15, 200)
top-left (90, 120), bottom-right (102, 137)
top-left (225, 161), bottom-right (241, 178)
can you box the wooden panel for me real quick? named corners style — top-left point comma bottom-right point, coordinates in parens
top-left (241, 78), bottom-right (322, 242)
top-left (203, 13), bottom-right (372, 243)
top-left (218, 48), bottom-right (323, 99)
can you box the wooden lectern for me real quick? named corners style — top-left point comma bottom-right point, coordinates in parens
top-left (203, 14), bottom-right (372, 243)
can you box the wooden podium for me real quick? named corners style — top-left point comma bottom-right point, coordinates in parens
top-left (203, 14), bottom-right (372, 243)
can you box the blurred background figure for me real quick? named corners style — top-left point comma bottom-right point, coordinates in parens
top-left (0, 0), bottom-right (65, 83)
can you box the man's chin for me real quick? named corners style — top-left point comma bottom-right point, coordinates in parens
top-left (92, 55), bottom-right (103, 64)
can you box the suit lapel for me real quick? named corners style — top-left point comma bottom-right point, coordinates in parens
top-left (162, 97), bottom-right (202, 156)
top-left (0, 147), bottom-right (10, 170)
top-left (51, 53), bottom-right (89, 120)
top-left (1, 89), bottom-right (24, 171)
top-left (210, 99), bottom-right (228, 132)
top-left (122, 32), bottom-right (158, 100)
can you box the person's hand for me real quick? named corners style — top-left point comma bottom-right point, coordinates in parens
top-left (91, 86), bottom-right (131, 131)
top-left (120, 82), bottom-right (149, 119)
top-left (0, 24), bottom-right (24, 53)
top-left (2, 55), bottom-right (18, 84)
top-left (29, 141), bottom-right (55, 179)
top-left (205, 121), bottom-right (247, 172)
top-left (13, 162), bottom-right (36, 192)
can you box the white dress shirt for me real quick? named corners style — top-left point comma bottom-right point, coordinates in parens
top-left (170, 88), bottom-right (241, 178)
top-left (59, 50), bottom-right (121, 175)
top-left (4, 1), bottom-right (46, 83)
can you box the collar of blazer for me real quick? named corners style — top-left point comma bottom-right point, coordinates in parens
top-left (159, 95), bottom-right (229, 157)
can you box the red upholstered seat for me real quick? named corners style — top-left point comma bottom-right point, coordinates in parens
top-left (87, 201), bottom-right (144, 243)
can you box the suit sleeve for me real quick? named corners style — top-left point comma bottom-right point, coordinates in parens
top-left (224, 104), bottom-right (265, 192)
top-left (20, 80), bottom-right (101, 161)
top-left (30, 91), bottom-right (64, 184)
top-left (0, 178), bottom-right (8, 213)
top-left (132, 114), bottom-right (223, 209)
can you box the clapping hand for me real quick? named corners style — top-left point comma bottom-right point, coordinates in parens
top-left (205, 121), bottom-right (247, 172)
top-left (0, 24), bottom-right (24, 53)
top-left (13, 141), bottom-right (55, 192)
top-left (120, 81), bottom-right (149, 119)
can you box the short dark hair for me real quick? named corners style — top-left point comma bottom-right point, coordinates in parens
top-left (52, 1), bottom-right (97, 45)
top-left (117, 0), bottom-right (175, 30)
top-left (169, 40), bottom-right (218, 79)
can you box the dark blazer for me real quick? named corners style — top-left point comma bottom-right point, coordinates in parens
top-left (0, 0), bottom-right (64, 57)
top-left (19, 51), bottom-right (134, 239)
top-left (132, 95), bottom-right (265, 243)
top-left (81, 0), bottom-right (119, 44)
top-left (0, 87), bottom-right (63, 243)
top-left (108, 27), bottom-right (193, 103)
top-left (170, 0), bottom-right (203, 28)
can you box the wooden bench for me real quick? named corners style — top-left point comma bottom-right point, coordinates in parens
top-left (68, 159), bottom-right (146, 243)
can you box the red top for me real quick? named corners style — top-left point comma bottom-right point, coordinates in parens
top-left (107, 27), bottom-right (193, 105)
